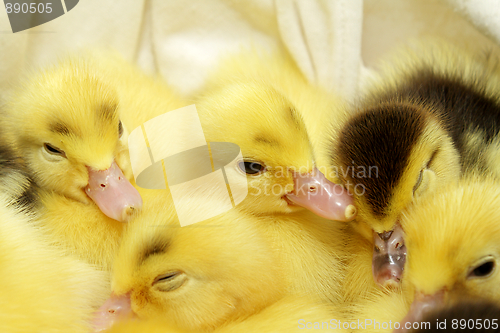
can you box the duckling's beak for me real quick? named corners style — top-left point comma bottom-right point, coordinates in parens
top-left (372, 223), bottom-right (406, 288)
top-left (85, 161), bottom-right (143, 222)
top-left (92, 292), bottom-right (136, 332)
top-left (395, 289), bottom-right (445, 332)
top-left (285, 167), bottom-right (357, 221)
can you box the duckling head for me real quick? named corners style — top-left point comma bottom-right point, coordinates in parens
top-left (398, 179), bottom-right (500, 327)
top-left (196, 80), bottom-right (356, 221)
top-left (4, 57), bottom-right (142, 221)
top-left (334, 101), bottom-right (460, 287)
top-left (93, 192), bottom-right (283, 332)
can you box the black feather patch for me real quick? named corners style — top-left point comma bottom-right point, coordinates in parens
top-left (396, 68), bottom-right (500, 160)
top-left (336, 104), bottom-right (426, 217)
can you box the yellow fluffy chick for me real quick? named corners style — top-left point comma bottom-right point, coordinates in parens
top-left (195, 51), bottom-right (356, 221)
top-left (93, 189), bottom-right (284, 332)
top-left (2, 53), bottom-right (186, 270)
top-left (400, 177), bottom-right (500, 325)
top-left (333, 42), bottom-right (500, 288)
top-left (3, 52), bottom-right (186, 221)
top-left (4, 55), bottom-right (134, 218)
top-left (191, 70), bottom-right (353, 302)
top-left (0, 193), bottom-right (108, 333)
top-left (351, 177), bottom-right (500, 333)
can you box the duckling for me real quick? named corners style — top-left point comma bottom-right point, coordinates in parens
top-left (353, 176), bottom-right (500, 332)
top-left (95, 189), bottom-right (344, 332)
top-left (0, 193), bottom-right (108, 333)
top-left (2, 55), bottom-right (142, 222)
top-left (93, 189), bottom-right (285, 332)
top-left (332, 42), bottom-right (500, 288)
top-left (3, 53), bottom-right (187, 269)
top-left (195, 60), bottom-right (355, 221)
top-left (395, 177), bottom-right (500, 329)
top-left (192, 76), bottom-right (353, 301)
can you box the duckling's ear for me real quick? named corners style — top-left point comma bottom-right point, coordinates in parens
top-left (413, 168), bottom-right (436, 199)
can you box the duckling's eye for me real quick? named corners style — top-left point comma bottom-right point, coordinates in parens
top-left (413, 169), bottom-right (424, 193)
top-left (43, 143), bottom-right (66, 158)
top-left (118, 121), bottom-right (123, 138)
top-left (238, 161), bottom-right (266, 175)
top-left (468, 259), bottom-right (496, 279)
top-left (152, 271), bottom-right (187, 292)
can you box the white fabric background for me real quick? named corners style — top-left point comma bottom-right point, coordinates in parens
top-left (0, 0), bottom-right (498, 102)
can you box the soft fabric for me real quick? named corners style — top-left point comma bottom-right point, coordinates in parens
top-left (0, 0), bottom-right (498, 102)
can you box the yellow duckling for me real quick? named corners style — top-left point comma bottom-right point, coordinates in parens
top-left (191, 73), bottom-right (353, 301)
top-left (3, 55), bottom-right (141, 221)
top-left (93, 189), bottom-right (284, 332)
top-left (399, 177), bottom-right (500, 328)
top-left (195, 58), bottom-right (355, 221)
top-left (3, 53), bottom-right (186, 269)
top-left (351, 177), bottom-right (500, 332)
top-left (94, 189), bottom-right (342, 332)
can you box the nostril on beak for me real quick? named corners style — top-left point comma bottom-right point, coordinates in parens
top-left (120, 206), bottom-right (137, 222)
top-left (378, 230), bottom-right (393, 241)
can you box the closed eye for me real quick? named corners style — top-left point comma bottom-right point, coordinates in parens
top-left (152, 271), bottom-right (187, 292)
top-left (43, 143), bottom-right (66, 158)
top-left (153, 272), bottom-right (180, 284)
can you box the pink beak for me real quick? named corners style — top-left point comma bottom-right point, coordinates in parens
top-left (85, 161), bottom-right (143, 222)
top-left (372, 224), bottom-right (406, 288)
top-left (285, 168), bottom-right (357, 221)
top-left (92, 293), bottom-right (136, 332)
top-left (395, 290), bottom-right (445, 332)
